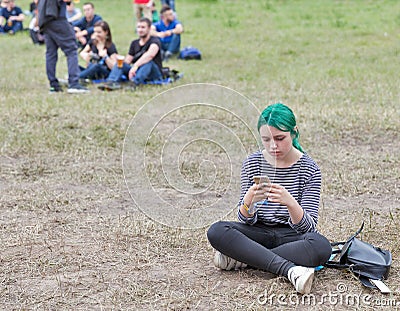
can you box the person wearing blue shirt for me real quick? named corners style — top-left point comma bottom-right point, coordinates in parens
top-left (0, 0), bottom-right (25, 35)
top-left (151, 5), bottom-right (182, 61)
top-left (66, 1), bottom-right (82, 23)
top-left (160, 0), bottom-right (175, 12)
top-left (72, 2), bottom-right (102, 48)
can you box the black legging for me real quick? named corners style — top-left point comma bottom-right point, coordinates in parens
top-left (207, 221), bottom-right (332, 277)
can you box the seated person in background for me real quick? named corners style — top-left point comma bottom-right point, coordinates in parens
top-left (0, 0), bottom-right (24, 35)
top-left (23, 0), bottom-right (36, 17)
top-left (72, 2), bottom-right (102, 47)
top-left (79, 21), bottom-right (118, 80)
top-left (29, 0), bottom-right (35, 13)
top-left (151, 5), bottom-right (182, 61)
top-left (28, 0), bottom-right (44, 45)
top-left (151, 1), bottom-right (159, 23)
top-left (98, 17), bottom-right (163, 91)
top-left (66, 1), bottom-right (82, 23)
top-left (160, 0), bottom-right (175, 12)
top-left (133, 0), bottom-right (152, 23)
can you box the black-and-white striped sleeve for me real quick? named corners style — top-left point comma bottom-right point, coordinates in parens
top-left (237, 151), bottom-right (321, 233)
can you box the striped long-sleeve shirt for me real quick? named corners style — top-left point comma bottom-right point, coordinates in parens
top-left (237, 151), bottom-right (321, 233)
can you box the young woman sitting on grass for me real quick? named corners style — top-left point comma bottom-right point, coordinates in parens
top-left (207, 103), bottom-right (332, 295)
top-left (79, 21), bottom-right (118, 81)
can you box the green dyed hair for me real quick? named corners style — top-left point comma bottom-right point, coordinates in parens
top-left (257, 103), bottom-right (304, 153)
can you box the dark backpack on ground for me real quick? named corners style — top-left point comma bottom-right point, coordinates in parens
top-left (162, 67), bottom-right (182, 81)
top-left (178, 46), bottom-right (202, 60)
top-left (325, 222), bottom-right (392, 291)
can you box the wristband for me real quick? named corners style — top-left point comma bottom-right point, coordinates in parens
top-left (243, 202), bottom-right (256, 215)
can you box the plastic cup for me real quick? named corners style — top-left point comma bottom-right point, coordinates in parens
top-left (117, 55), bottom-right (125, 68)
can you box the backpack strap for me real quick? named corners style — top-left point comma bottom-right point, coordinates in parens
top-left (325, 243), bottom-right (349, 269)
top-left (324, 222), bottom-right (365, 269)
top-left (348, 221), bottom-right (364, 240)
top-left (324, 261), bottom-right (350, 269)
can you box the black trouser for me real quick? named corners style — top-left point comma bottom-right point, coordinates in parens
top-left (207, 221), bottom-right (332, 277)
top-left (43, 19), bottom-right (80, 88)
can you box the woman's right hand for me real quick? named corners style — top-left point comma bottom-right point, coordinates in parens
top-left (98, 48), bottom-right (107, 58)
top-left (243, 183), bottom-right (270, 206)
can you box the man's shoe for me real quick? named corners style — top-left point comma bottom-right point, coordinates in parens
top-left (213, 251), bottom-right (247, 271)
top-left (67, 84), bottom-right (90, 94)
top-left (287, 266), bottom-right (315, 294)
top-left (124, 81), bottom-right (137, 92)
top-left (79, 78), bottom-right (90, 86)
top-left (98, 82), bottom-right (121, 91)
top-left (59, 78), bottom-right (69, 86)
top-left (163, 51), bottom-right (173, 62)
top-left (49, 85), bottom-right (63, 93)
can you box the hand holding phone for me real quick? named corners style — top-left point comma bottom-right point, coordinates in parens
top-left (253, 175), bottom-right (270, 187)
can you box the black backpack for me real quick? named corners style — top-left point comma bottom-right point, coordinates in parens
top-left (325, 222), bottom-right (392, 291)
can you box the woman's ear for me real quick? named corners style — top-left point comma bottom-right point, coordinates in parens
top-left (291, 126), bottom-right (299, 138)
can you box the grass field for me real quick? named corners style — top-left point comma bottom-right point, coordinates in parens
top-left (1, 0), bottom-right (400, 310)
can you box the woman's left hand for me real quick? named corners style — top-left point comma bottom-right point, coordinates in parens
top-left (266, 183), bottom-right (296, 206)
top-left (98, 49), bottom-right (107, 58)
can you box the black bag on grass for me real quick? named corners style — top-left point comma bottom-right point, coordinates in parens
top-left (325, 222), bottom-right (392, 290)
top-left (162, 67), bottom-right (181, 81)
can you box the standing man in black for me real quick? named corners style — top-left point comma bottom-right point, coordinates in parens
top-left (38, 0), bottom-right (89, 93)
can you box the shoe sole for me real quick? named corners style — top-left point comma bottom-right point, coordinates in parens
top-left (213, 251), bottom-right (247, 270)
top-left (67, 89), bottom-right (90, 94)
top-left (298, 271), bottom-right (314, 294)
top-left (123, 85), bottom-right (136, 92)
top-left (214, 251), bottom-right (228, 269)
top-left (97, 85), bottom-right (120, 91)
top-left (58, 79), bottom-right (69, 86)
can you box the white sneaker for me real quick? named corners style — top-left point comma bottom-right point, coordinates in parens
top-left (287, 266), bottom-right (315, 294)
top-left (67, 84), bottom-right (90, 94)
top-left (213, 251), bottom-right (247, 270)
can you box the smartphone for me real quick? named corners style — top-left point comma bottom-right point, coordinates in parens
top-left (253, 175), bottom-right (270, 185)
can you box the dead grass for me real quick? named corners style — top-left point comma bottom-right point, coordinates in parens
top-left (1, 0), bottom-right (400, 310)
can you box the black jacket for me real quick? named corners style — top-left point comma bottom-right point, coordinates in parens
top-left (38, 0), bottom-right (61, 30)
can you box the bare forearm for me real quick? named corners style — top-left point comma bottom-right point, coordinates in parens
top-left (16, 14), bottom-right (25, 22)
top-left (286, 199), bottom-right (304, 224)
top-left (104, 54), bottom-right (116, 69)
top-left (80, 51), bottom-right (90, 63)
top-left (9, 14), bottom-right (25, 22)
top-left (172, 24), bottom-right (183, 34)
top-left (134, 52), bottom-right (154, 68)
